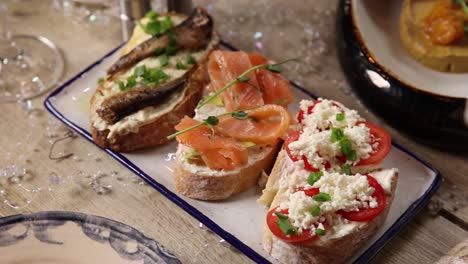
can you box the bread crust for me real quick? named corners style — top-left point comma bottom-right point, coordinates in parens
top-left (173, 143), bottom-right (281, 200)
top-left (262, 151), bottom-right (399, 264)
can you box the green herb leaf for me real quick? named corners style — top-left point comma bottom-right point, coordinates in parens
top-left (274, 212), bottom-right (297, 235)
top-left (236, 76), bottom-right (250, 82)
top-left (186, 54), bottom-right (197, 65)
top-left (184, 151), bottom-right (201, 163)
top-left (159, 54), bottom-right (169, 67)
top-left (117, 80), bottom-right (126, 91)
top-left (204, 116), bottom-right (219, 126)
top-left (340, 137), bottom-right (357, 161)
top-left (134, 65), bottom-right (146, 77)
top-left (126, 75), bottom-right (137, 89)
top-left (176, 61), bottom-right (187, 70)
top-left (331, 127), bottom-right (345, 142)
top-left (336, 113), bottom-right (345, 121)
top-left (307, 171), bottom-right (323, 185)
top-left (311, 207), bottom-right (320, 217)
top-left (315, 228), bottom-right (326, 236)
top-left (232, 111), bottom-right (249, 120)
top-left (266, 64), bottom-right (282, 73)
top-left (145, 10), bottom-right (158, 20)
top-left (97, 77), bottom-right (105, 84)
top-left (313, 192), bottom-right (331, 202)
top-left (343, 164), bottom-right (352, 175)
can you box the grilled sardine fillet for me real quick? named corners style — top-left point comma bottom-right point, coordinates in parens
top-left (90, 8), bottom-right (219, 152)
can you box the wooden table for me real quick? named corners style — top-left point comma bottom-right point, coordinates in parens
top-left (0, 0), bottom-right (466, 263)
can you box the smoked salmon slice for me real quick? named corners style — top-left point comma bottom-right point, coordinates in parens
top-left (216, 105), bottom-right (291, 145)
top-left (208, 50), bottom-right (264, 111)
top-left (249, 53), bottom-right (294, 106)
top-left (175, 117), bottom-right (248, 170)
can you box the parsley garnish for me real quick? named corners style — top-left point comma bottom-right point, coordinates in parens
top-left (336, 113), bottom-right (345, 121)
top-left (196, 58), bottom-right (299, 109)
top-left (311, 207), bottom-right (320, 217)
top-left (307, 171), bottom-right (323, 185)
top-left (312, 192), bottom-right (331, 202)
top-left (186, 54), bottom-right (197, 65)
top-left (315, 228), bottom-right (326, 236)
top-left (275, 212), bottom-right (297, 235)
top-left (176, 61), bottom-right (187, 70)
top-left (138, 14), bottom-right (174, 37)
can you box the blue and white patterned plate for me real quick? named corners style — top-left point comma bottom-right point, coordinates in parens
top-left (44, 42), bottom-right (442, 263)
top-left (0, 211), bottom-right (180, 264)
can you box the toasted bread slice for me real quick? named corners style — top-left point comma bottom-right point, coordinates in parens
top-left (261, 150), bottom-right (398, 264)
top-left (174, 143), bottom-right (281, 200)
top-left (90, 11), bottom-right (219, 152)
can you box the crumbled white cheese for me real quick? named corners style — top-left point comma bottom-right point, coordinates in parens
top-left (300, 98), bottom-right (363, 130)
top-left (279, 171), bottom-right (377, 231)
top-left (289, 99), bottom-right (374, 169)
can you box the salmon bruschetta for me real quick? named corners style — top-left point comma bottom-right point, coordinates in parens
top-left (169, 50), bottom-right (295, 200)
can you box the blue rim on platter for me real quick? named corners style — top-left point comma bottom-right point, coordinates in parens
top-left (336, 0), bottom-right (468, 151)
top-left (43, 41), bottom-right (442, 264)
top-left (0, 211), bottom-right (181, 263)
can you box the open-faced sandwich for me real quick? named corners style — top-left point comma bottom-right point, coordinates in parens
top-left (259, 99), bottom-right (398, 263)
top-left (169, 50), bottom-right (295, 200)
top-left (90, 8), bottom-right (219, 151)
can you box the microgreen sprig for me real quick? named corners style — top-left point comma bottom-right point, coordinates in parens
top-left (196, 58), bottom-right (299, 109)
top-left (453, 0), bottom-right (468, 16)
top-left (166, 110), bottom-right (250, 140)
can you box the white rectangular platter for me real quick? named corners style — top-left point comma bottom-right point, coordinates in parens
top-left (44, 42), bottom-right (442, 263)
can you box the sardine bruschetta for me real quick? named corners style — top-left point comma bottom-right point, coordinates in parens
top-left (90, 8), bottom-right (219, 152)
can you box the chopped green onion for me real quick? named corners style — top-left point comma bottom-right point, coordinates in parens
top-left (159, 54), bottom-right (169, 67)
top-left (313, 192), bottom-right (331, 202)
top-left (343, 164), bottom-right (352, 175)
top-left (134, 65), bottom-right (146, 77)
top-left (336, 113), bottom-right (345, 121)
top-left (331, 127), bottom-right (345, 142)
top-left (315, 228), bottom-right (326, 236)
top-left (117, 80), bottom-right (125, 91)
top-left (311, 207), bottom-right (320, 217)
top-left (275, 212), bottom-right (297, 235)
top-left (145, 10), bottom-right (158, 20)
top-left (307, 171), bottom-right (323, 185)
top-left (186, 54), bottom-right (197, 65)
top-left (176, 61), bottom-right (187, 70)
top-left (97, 77), bottom-right (105, 84)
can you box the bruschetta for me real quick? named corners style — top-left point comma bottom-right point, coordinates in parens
top-left (170, 50), bottom-right (295, 200)
top-left (259, 99), bottom-right (397, 263)
top-left (90, 8), bottom-right (219, 152)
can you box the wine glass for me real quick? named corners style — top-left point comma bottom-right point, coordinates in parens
top-left (0, 2), bottom-right (64, 102)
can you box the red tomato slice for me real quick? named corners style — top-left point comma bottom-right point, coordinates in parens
top-left (337, 175), bottom-right (387, 222)
top-left (266, 207), bottom-right (318, 244)
top-left (284, 131), bottom-right (326, 172)
top-left (284, 130), bottom-right (302, 162)
top-left (297, 100), bottom-right (320, 123)
top-left (295, 187), bottom-right (320, 197)
top-left (356, 122), bottom-right (391, 166)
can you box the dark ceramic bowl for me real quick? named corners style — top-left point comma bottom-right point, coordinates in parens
top-left (336, 0), bottom-right (468, 150)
